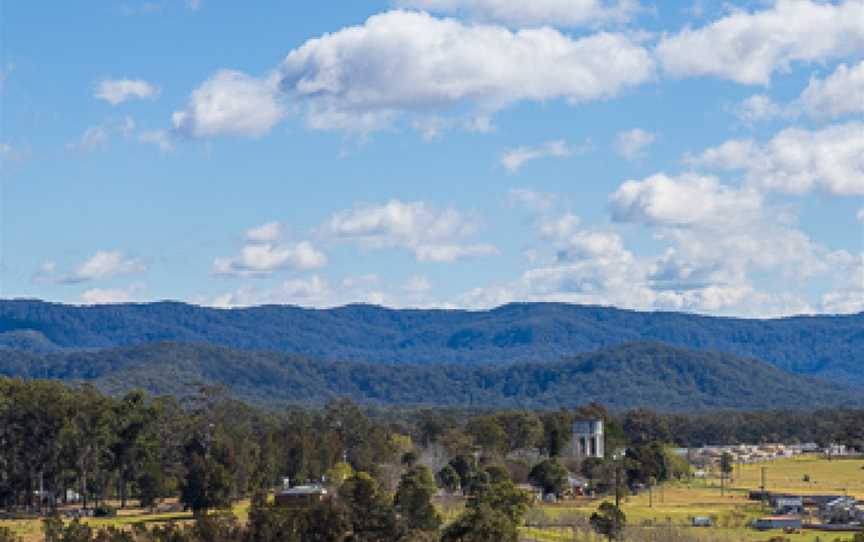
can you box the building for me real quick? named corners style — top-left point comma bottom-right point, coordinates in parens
top-left (570, 420), bottom-right (604, 459)
top-left (752, 516), bottom-right (802, 531)
top-left (274, 478), bottom-right (330, 508)
top-left (774, 496), bottom-right (804, 515)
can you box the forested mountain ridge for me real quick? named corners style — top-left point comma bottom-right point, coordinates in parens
top-left (1, 299), bottom-right (862, 383)
top-left (0, 341), bottom-right (860, 410)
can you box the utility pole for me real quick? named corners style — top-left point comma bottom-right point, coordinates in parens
top-left (761, 467), bottom-right (768, 509)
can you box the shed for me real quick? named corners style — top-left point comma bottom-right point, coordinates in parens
top-left (752, 516), bottom-right (802, 531)
top-left (692, 516), bottom-right (713, 527)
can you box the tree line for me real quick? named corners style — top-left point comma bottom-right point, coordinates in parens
top-left (1, 377), bottom-right (862, 541)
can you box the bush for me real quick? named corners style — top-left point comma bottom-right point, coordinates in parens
top-left (93, 505), bottom-right (117, 517)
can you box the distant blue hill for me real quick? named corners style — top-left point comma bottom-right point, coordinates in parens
top-left (1, 341), bottom-right (860, 410)
top-left (1, 299), bottom-right (862, 384)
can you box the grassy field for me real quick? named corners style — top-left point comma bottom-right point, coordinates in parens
top-left (1, 456), bottom-right (861, 541)
top-left (523, 455), bottom-right (864, 542)
top-left (0, 500), bottom-right (251, 542)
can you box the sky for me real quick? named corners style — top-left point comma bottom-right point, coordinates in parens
top-left (1, 0), bottom-right (862, 317)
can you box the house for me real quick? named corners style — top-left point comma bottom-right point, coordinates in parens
top-left (752, 516), bottom-right (802, 531)
top-left (274, 485), bottom-right (330, 508)
top-left (774, 496), bottom-right (804, 515)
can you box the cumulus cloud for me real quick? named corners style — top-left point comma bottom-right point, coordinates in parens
top-left (95, 78), bottom-right (160, 105)
top-left (799, 61), bottom-right (864, 119)
top-left (609, 173), bottom-right (762, 226)
top-left (46, 250), bottom-right (147, 284)
top-left (212, 274), bottom-right (393, 308)
top-left (278, 11), bottom-right (653, 130)
top-left (656, 0), bottom-right (864, 85)
top-left (734, 61), bottom-right (864, 124)
top-left (460, 172), bottom-right (851, 316)
top-left (689, 122), bottom-right (864, 196)
top-left (500, 140), bottom-right (590, 172)
top-left (732, 94), bottom-right (789, 124)
top-left (323, 198), bottom-right (497, 262)
top-left (819, 254), bottom-right (864, 314)
top-left (172, 70), bottom-right (285, 138)
top-left (613, 128), bottom-right (656, 160)
top-left (394, 0), bottom-right (642, 27)
top-left (214, 241), bottom-right (327, 276)
top-left (171, 10), bottom-right (653, 138)
top-left (80, 283), bottom-right (145, 305)
top-left (508, 188), bottom-right (559, 213)
top-left (245, 221), bottom-right (282, 243)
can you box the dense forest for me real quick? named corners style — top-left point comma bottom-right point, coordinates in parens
top-left (1, 342), bottom-right (860, 411)
top-left (1, 300), bottom-right (862, 384)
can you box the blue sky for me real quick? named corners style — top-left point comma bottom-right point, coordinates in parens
top-left (1, 0), bottom-right (862, 316)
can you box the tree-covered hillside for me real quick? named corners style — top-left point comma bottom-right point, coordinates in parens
top-left (1, 300), bottom-right (862, 383)
top-left (1, 341), bottom-right (859, 410)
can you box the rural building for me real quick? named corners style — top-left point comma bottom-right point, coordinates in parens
top-left (774, 496), bottom-right (804, 515)
top-left (274, 485), bottom-right (330, 508)
top-left (752, 516), bottom-right (802, 531)
top-left (569, 420), bottom-right (604, 459)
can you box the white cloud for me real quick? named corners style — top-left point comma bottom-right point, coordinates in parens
top-left (245, 221), bottom-right (282, 243)
top-left (172, 70), bottom-right (285, 138)
top-left (213, 241), bottom-right (327, 276)
top-left (95, 78), bottom-right (160, 105)
top-left (657, 0), bottom-right (864, 85)
top-left (690, 122), bottom-right (864, 196)
top-left (734, 61), bottom-right (864, 124)
top-left (80, 283), bottom-right (145, 305)
top-left (272, 10), bottom-right (654, 134)
top-left (414, 243), bottom-right (499, 262)
top-left (66, 117), bottom-right (135, 152)
top-left (799, 61), bottom-right (864, 119)
top-left (858, 208), bottom-right (864, 223)
top-left (733, 94), bottom-right (789, 124)
top-left (138, 129), bottom-right (174, 152)
top-left (508, 188), bottom-right (559, 213)
top-left (59, 250), bottom-right (146, 284)
top-left (500, 140), bottom-right (590, 172)
top-left (819, 255), bottom-right (864, 314)
top-left (613, 128), bottom-right (656, 160)
top-left (212, 274), bottom-right (393, 308)
top-left (394, 0), bottom-right (642, 27)
top-left (609, 173), bottom-right (763, 226)
top-left (323, 198), bottom-right (498, 262)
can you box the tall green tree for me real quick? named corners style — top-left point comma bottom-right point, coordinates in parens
top-left (394, 466), bottom-right (440, 533)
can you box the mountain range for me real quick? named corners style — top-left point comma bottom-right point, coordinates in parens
top-left (0, 299), bottom-right (862, 409)
top-left (1, 341), bottom-right (860, 410)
